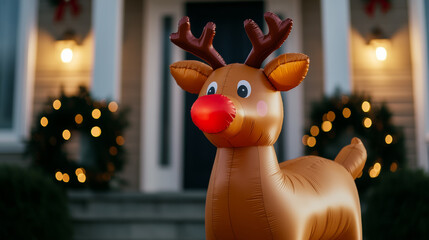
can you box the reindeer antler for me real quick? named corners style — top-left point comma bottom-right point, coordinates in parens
top-left (170, 17), bottom-right (226, 70)
top-left (244, 12), bottom-right (293, 68)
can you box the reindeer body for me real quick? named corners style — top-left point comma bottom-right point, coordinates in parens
top-left (170, 12), bottom-right (366, 240)
top-left (206, 146), bottom-right (363, 240)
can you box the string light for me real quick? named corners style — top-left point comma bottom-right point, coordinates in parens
top-left (91, 126), bottom-right (101, 137)
top-left (40, 117), bottom-right (48, 127)
top-left (302, 135), bottom-right (309, 146)
top-left (369, 162), bottom-right (381, 178)
top-left (307, 136), bottom-right (316, 147)
top-left (342, 108), bottom-right (351, 118)
top-left (390, 162), bottom-right (398, 172)
top-left (327, 111), bottom-right (336, 122)
top-left (75, 168), bottom-right (85, 176)
top-left (363, 117), bottom-right (372, 128)
top-left (310, 126), bottom-right (319, 136)
top-left (361, 101), bottom-right (371, 112)
top-left (92, 109), bottom-right (101, 119)
top-left (53, 100), bottom-right (61, 110)
top-left (116, 136), bottom-right (125, 146)
top-left (108, 102), bottom-right (118, 112)
top-left (109, 146), bottom-right (118, 156)
top-left (373, 162), bottom-right (381, 172)
top-left (385, 134), bottom-right (393, 144)
top-left (75, 114), bottom-right (83, 124)
top-left (107, 162), bottom-right (115, 172)
top-left (55, 171), bottom-right (63, 181)
top-left (62, 173), bottom-right (70, 182)
top-left (322, 113), bottom-right (328, 121)
top-left (321, 121), bottom-right (332, 132)
top-left (62, 129), bottom-right (71, 140)
top-left (77, 172), bottom-right (86, 183)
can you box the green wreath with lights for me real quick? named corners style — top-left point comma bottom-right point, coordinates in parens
top-left (27, 87), bottom-right (128, 190)
top-left (304, 93), bottom-right (406, 194)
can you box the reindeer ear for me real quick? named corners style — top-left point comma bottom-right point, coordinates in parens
top-left (170, 60), bottom-right (213, 94)
top-left (263, 53), bottom-right (309, 91)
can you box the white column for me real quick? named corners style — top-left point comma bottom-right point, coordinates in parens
top-left (91, 0), bottom-right (123, 101)
top-left (408, 0), bottom-right (429, 171)
top-left (0, 0), bottom-right (38, 153)
top-left (266, 0), bottom-right (304, 160)
top-left (321, 0), bottom-right (352, 95)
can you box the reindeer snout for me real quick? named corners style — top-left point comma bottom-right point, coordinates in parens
top-left (191, 94), bottom-right (236, 134)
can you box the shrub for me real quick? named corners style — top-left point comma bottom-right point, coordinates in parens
top-left (363, 169), bottom-right (429, 240)
top-left (0, 164), bottom-right (73, 240)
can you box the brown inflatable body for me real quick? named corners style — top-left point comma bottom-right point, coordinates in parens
top-left (170, 12), bottom-right (367, 240)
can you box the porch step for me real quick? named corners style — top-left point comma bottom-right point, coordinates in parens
top-left (68, 191), bottom-right (206, 240)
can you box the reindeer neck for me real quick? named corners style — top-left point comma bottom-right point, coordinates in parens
top-left (205, 145), bottom-right (284, 239)
top-left (211, 146), bottom-right (281, 186)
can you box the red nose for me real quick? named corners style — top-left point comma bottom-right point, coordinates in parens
top-left (191, 94), bottom-right (236, 134)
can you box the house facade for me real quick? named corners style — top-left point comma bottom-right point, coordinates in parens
top-left (1, 0), bottom-right (428, 192)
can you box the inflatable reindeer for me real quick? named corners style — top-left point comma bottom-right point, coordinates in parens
top-left (170, 12), bottom-right (367, 240)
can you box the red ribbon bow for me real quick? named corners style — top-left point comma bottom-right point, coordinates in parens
top-left (54, 0), bottom-right (81, 22)
top-left (365, 0), bottom-right (391, 17)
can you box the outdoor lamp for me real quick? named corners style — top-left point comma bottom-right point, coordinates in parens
top-left (56, 29), bottom-right (79, 63)
top-left (368, 27), bottom-right (390, 62)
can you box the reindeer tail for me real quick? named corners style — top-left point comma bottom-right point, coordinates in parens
top-left (334, 138), bottom-right (367, 179)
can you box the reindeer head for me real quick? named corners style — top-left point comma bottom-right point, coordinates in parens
top-left (170, 12), bottom-right (309, 148)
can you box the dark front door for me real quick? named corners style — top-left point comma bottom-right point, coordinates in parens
top-left (183, 2), bottom-right (264, 189)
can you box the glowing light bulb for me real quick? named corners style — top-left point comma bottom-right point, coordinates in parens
top-left (116, 136), bottom-right (125, 145)
top-left (91, 126), bottom-right (101, 137)
top-left (55, 171), bottom-right (63, 181)
top-left (375, 46), bottom-right (387, 61)
top-left (40, 117), bottom-right (48, 127)
top-left (361, 101), bottom-right (371, 112)
top-left (62, 129), bottom-right (71, 140)
top-left (390, 162), bottom-right (398, 172)
top-left (75, 114), bottom-right (83, 124)
top-left (307, 136), bottom-right (316, 147)
top-left (63, 173), bottom-right (70, 182)
top-left (385, 134), bottom-right (393, 144)
top-left (302, 135), bottom-right (309, 146)
top-left (342, 108), bottom-right (351, 118)
top-left (109, 146), bottom-right (118, 156)
top-left (310, 126), bottom-right (320, 137)
top-left (61, 48), bottom-right (73, 63)
top-left (77, 173), bottom-right (86, 183)
top-left (363, 117), bottom-right (372, 128)
top-left (327, 111), bottom-right (336, 122)
top-left (53, 99), bottom-right (61, 110)
top-left (108, 102), bottom-right (118, 112)
top-left (92, 109), bottom-right (101, 119)
top-left (321, 121), bottom-right (332, 132)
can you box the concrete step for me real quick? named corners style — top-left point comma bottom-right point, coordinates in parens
top-left (68, 191), bottom-right (206, 240)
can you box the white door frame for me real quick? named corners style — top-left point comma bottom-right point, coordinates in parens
top-left (140, 0), bottom-right (185, 192)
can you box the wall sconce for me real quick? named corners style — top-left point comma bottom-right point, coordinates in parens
top-left (56, 29), bottom-right (79, 63)
top-left (367, 27), bottom-right (390, 62)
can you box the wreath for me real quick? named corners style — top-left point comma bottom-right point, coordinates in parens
top-left (27, 87), bottom-right (128, 190)
top-left (304, 93), bottom-right (406, 194)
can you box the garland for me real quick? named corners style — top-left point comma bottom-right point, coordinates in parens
top-left (304, 93), bottom-right (405, 193)
top-left (27, 87), bottom-right (128, 190)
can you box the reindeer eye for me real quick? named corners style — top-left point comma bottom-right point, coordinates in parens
top-left (237, 80), bottom-right (251, 98)
top-left (206, 82), bottom-right (217, 95)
